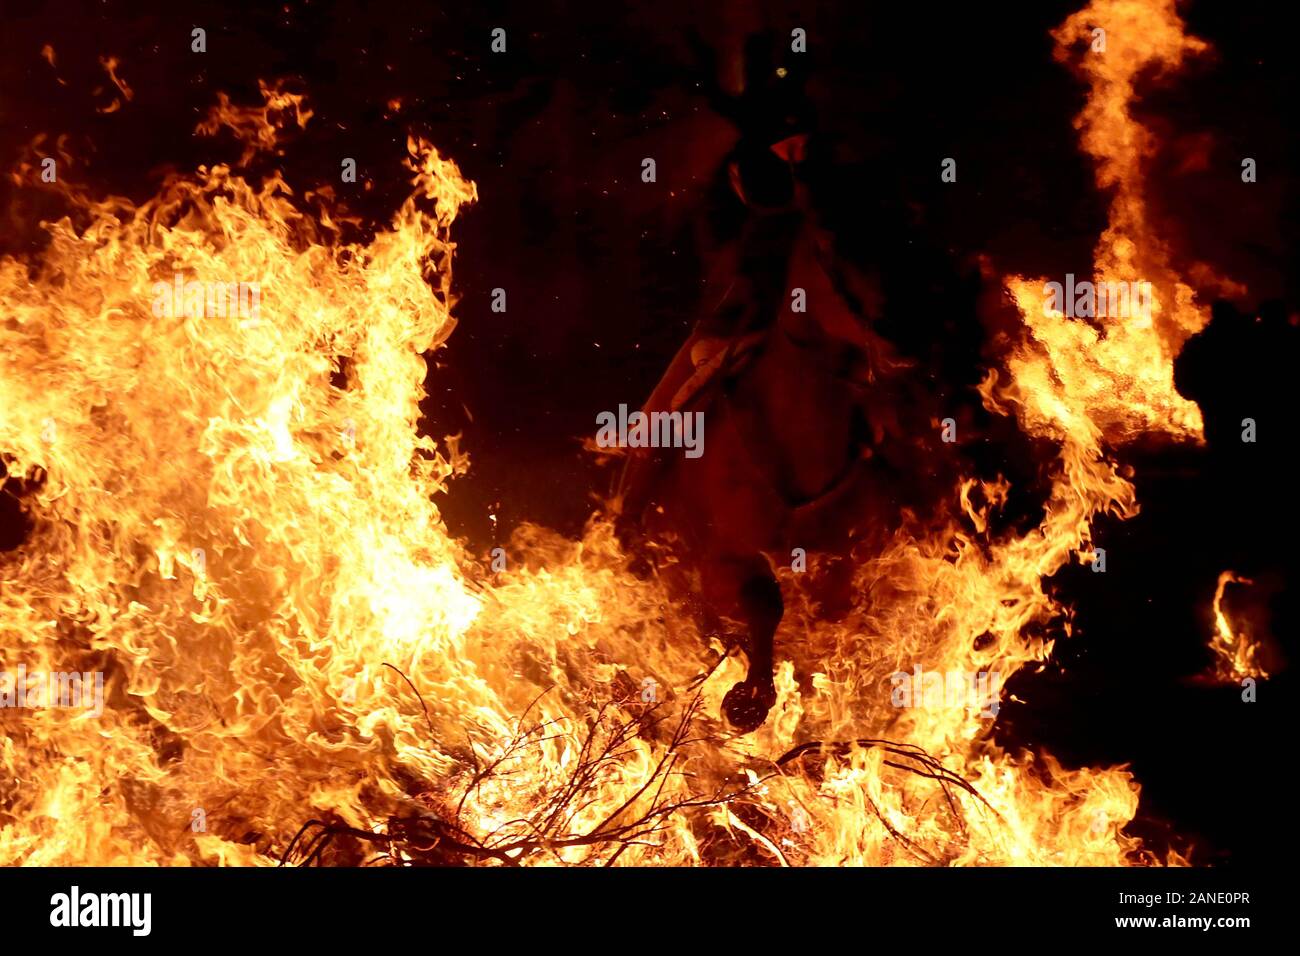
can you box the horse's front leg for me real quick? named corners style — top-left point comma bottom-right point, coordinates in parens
top-left (717, 564), bottom-right (782, 732)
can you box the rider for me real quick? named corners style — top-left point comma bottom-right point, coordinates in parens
top-left (689, 130), bottom-right (812, 368)
top-left (637, 40), bottom-right (821, 421)
top-left (616, 31), bottom-right (899, 528)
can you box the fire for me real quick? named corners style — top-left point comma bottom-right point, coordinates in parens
top-left (1001, 0), bottom-right (1230, 443)
top-left (1208, 571), bottom-right (1267, 682)
top-left (1, 85), bottom-right (485, 864)
top-left (0, 0), bottom-right (1223, 867)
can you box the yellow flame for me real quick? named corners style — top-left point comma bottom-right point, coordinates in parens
top-left (1209, 571), bottom-right (1266, 681)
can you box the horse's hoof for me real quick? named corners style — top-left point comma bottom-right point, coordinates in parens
top-left (722, 680), bottom-right (776, 732)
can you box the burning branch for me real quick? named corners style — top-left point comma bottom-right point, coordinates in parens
top-left (281, 691), bottom-right (755, 867)
top-left (773, 738), bottom-right (1003, 864)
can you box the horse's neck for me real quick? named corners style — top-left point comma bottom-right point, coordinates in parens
top-left (775, 221), bottom-right (878, 355)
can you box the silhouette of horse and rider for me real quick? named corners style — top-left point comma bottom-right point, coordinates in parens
top-left (612, 34), bottom-right (941, 730)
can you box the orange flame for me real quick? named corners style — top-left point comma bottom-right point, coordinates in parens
top-left (1209, 571), bottom-right (1267, 682)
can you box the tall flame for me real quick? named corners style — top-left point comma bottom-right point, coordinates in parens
top-left (1208, 571), bottom-right (1267, 682)
top-left (1001, 0), bottom-right (1223, 443)
top-left (2, 87), bottom-right (487, 863)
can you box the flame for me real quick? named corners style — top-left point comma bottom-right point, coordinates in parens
top-left (0, 0), bottom-right (1224, 866)
top-left (94, 56), bottom-right (134, 114)
top-left (1208, 571), bottom-right (1266, 682)
top-left (1, 85), bottom-right (485, 864)
top-left (1000, 0), bottom-right (1224, 443)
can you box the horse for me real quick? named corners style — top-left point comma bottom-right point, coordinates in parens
top-left (612, 129), bottom-right (931, 732)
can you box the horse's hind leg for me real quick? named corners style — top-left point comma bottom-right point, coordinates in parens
top-left (708, 557), bottom-right (782, 731)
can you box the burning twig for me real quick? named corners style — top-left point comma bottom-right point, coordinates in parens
top-left (771, 737), bottom-right (1004, 861)
top-left (775, 738), bottom-right (996, 811)
top-left (381, 661), bottom-right (435, 737)
top-left (282, 691), bottom-right (753, 866)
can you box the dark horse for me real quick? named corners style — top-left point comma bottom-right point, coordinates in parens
top-left (613, 88), bottom-right (926, 730)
